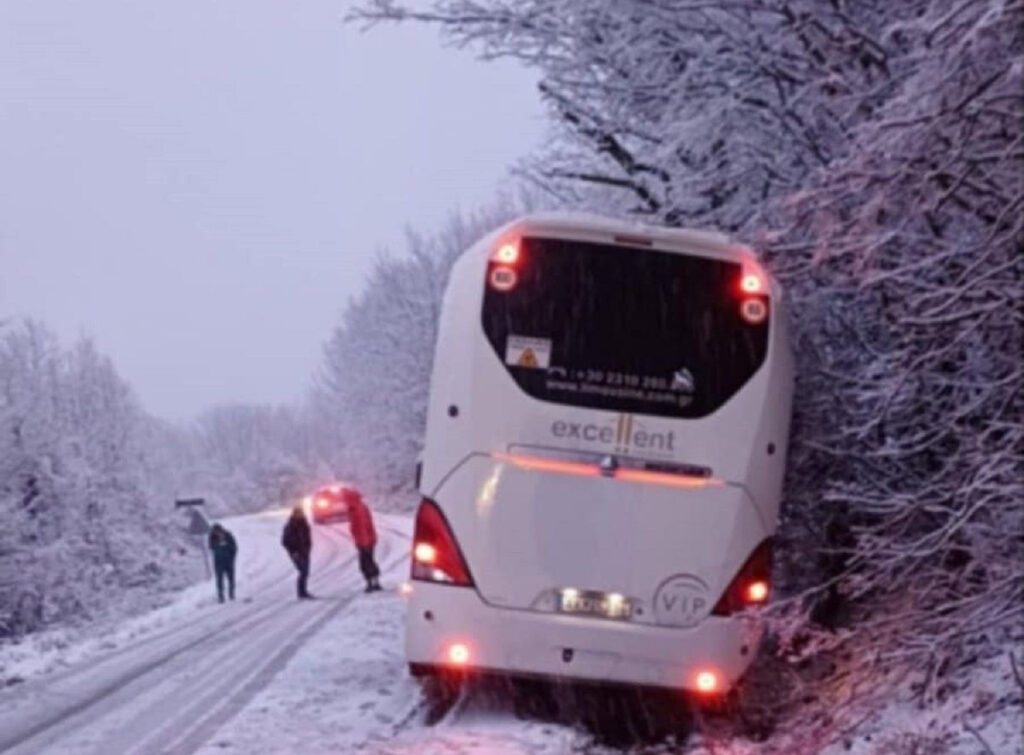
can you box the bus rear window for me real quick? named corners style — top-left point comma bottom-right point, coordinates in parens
top-left (481, 237), bottom-right (769, 419)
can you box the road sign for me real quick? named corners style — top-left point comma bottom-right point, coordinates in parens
top-left (187, 509), bottom-right (211, 536)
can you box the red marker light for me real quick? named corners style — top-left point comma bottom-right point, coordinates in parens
top-left (494, 242), bottom-right (519, 264)
top-left (447, 642), bottom-right (471, 665)
top-left (740, 273), bottom-right (763, 294)
top-left (695, 669), bottom-right (719, 694)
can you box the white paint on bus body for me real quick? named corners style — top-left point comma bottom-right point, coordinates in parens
top-left (406, 212), bottom-right (795, 693)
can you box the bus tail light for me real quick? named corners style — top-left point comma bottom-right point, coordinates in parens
top-left (711, 540), bottom-right (773, 616)
top-left (411, 498), bottom-right (474, 587)
top-left (492, 240), bottom-right (520, 265)
top-left (740, 272), bottom-right (764, 294)
top-left (447, 642), bottom-right (471, 666)
top-left (739, 261), bottom-right (768, 296)
top-left (694, 669), bottom-right (720, 694)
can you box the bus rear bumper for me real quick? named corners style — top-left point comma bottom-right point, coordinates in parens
top-left (404, 582), bottom-right (762, 693)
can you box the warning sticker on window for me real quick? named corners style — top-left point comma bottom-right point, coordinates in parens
top-left (505, 335), bottom-right (552, 369)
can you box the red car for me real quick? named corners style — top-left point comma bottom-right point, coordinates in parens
top-left (307, 484), bottom-right (354, 525)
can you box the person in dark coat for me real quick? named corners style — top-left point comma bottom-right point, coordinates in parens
top-left (346, 490), bottom-right (381, 592)
top-left (282, 504), bottom-right (313, 599)
top-left (207, 523), bottom-right (238, 603)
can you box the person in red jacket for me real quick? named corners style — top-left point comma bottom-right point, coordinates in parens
top-left (345, 489), bottom-right (381, 592)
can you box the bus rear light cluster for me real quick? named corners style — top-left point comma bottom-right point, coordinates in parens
top-left (488, 239), bottom-right (521, 291)
top-left (711, 540), bottom-right (773, 616)
top-left (411, 498), bottom-right (474, 587)
top-left (738, 264), bottom-right (769, 324)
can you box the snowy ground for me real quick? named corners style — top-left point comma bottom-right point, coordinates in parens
top-left (0, 511), bottom-right (1019, 754)
top-left (0, 511), bottom-right (292, 686)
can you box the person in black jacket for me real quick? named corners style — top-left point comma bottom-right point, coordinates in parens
top-left (207, 523), bottom-right (238, 603)
top-left (281, 504), bottom-right (313, 599)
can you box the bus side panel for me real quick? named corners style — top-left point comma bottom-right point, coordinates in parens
top-left (420, 238), bottom-right (491, 496)
top-left (733, 300), bottom-right (795, 525)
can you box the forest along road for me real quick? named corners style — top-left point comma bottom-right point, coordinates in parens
top-left (0, 510), bottom-right (411, 755)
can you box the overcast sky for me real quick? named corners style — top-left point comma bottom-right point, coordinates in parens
top-left (0, 1), bottom-right (544, 420)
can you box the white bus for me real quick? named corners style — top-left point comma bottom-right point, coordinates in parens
top-left (406, 213), bottom-right (794, 697)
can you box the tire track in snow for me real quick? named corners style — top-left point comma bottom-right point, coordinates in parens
top-left (0, 523), bottom-right (392, 754)
top-left (165, 535), bottom-right (410, 754)
top-left (23, 514), bottom-right (352, 691)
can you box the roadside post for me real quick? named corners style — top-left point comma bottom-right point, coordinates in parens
top-left (176, 498), bottom-right (212, 580)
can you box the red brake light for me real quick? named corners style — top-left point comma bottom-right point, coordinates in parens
top-left (411, 498), bottom-right (474, 587)
top-left (740, 273), bottom-right (763, 294)
top-left (711, 540), bottom-right (773, 616)
top-left (745, 580), bottom-right (769, 604)
top-left (495, 452), bottom-right (722, 487)
top-left (493, 241), bottom-right (519, 265)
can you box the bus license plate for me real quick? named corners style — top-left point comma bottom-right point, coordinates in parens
top-left (557, 589), bottom-right (632, 620)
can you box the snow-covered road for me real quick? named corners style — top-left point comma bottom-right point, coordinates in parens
top-left (0, 511), bottom-right (412, 755)
top-left (1, 511), bottom-right (1017, 755)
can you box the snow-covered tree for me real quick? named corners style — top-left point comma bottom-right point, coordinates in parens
top-left (188, 402), bottom-right (331, 514)
top-left (353, 0), bottom-right (896, 232)
top-left (781, 0), bottom-right (1023, 689)
top-left (352, 0), bottom-right (1023, 741)
top-left (313, 201), bottom-right (534, 505)
top-left (0, 320), bottom-right (199, 637)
